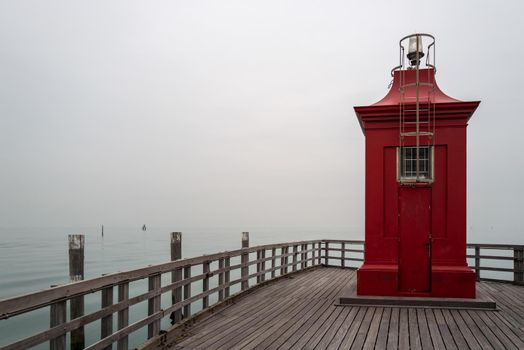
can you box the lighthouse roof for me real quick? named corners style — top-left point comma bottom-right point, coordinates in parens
top-left (373, 68), bottom-right (459, 106)
top-left (353, 67), bottom-right (480, 133)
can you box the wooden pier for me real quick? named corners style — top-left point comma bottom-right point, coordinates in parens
top-left (163, 267), bottom-right (524, 349)
top-left (0, 237), bottom-right (523, 350)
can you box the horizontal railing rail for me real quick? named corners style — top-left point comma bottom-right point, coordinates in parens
top-left (0, 236), bottom-right (522, 350)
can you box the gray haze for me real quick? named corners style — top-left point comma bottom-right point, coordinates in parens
top-left (1, 1), bottom-right (523, 243)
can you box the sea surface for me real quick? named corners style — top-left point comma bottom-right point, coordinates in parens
top-left (0, 226), bottom-right (360, 349)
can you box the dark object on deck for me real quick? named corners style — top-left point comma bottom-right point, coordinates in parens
top-left (142, 224), bottom-right (147, 231)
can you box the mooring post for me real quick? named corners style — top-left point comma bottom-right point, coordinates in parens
top-left (170, 232), bottom-right (182, 324)
top-left (241, 232), bottom-right (249, 290)
top-left (68, 234), bottom-right (85, 350)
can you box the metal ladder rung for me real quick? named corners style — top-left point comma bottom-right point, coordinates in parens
top-left (403, 121), bottom-right (430, 124)
top-left (402, 109), bottom-right (431, 112)
top-left (400, 132), bottom-right (434, 137)
top-left (400, 82), bottom-right (435, 88)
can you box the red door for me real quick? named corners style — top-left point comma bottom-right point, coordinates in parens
top-left (399, 187), bottom-right (431, 293)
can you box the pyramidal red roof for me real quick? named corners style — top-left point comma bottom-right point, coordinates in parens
top-left (353, 68), bottom-right (480, 133)
top-left (373, 68), bottom-right (459, 106)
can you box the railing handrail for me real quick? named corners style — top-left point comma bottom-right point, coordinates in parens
top-left (0, 239), bottom-right (322, 319)
top-left (466, 242), bottom-right (524, 249)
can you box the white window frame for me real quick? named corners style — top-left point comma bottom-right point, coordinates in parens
top-left (397, 146), bottom-right (434, 183)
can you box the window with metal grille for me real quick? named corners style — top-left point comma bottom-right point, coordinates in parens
top-left (399, 146), bottom-right (432, 181)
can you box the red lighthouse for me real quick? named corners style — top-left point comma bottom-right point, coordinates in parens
top-left (354, 34), bottom-right (479, 298)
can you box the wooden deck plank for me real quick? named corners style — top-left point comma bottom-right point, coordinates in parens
top-left (424, 309), bottom-right (446, 350)
top-left (374, 307), bottom-right (391, 350)
top-left (228, 269), bottom-right (348, 350)
top-left (362, 307), bottom-right (384, 350)
top-left (416, 308), bottom-right (433, 350)
top-left (408, 308), bottom-right (422, 350)
top-left (458, 310), bottom-right (496, 350)
top-left (449, 310), bottom-right (481, 349)
top-left (179, 268), bottom-right (340, 348)
top-left (193, 269), bottom-right (342, 349)
top-left (261, 273), bottom-right (349, 350)
top-left (165, 267), bottom-right (524, 350)
top-left (433, 309), bottom-right (458, 350)
top-left (398, 308), bottom-right (410, 350)
top-left (294, 305), bottom-right (345, 350)
top-left (464, 310), bottom-right (506, 350)
top-left (441, 309), bottom-right (469, 349)
top-left (386, 308), bottom-right (399, 350)
top-left (316, 306), bottom-right (358, 349)
top-left (346, 306), bottom-right (376, 350)
top-left (327, 307), bottom-right (366, 350)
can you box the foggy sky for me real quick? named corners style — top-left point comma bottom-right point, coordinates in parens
top-left (1, 1), bottom-right (523, 243)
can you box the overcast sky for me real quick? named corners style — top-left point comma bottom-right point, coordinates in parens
top-left (1, 1), bottom-right (523, 243)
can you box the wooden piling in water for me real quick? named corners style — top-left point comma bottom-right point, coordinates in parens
top-left (68, 234), bottom-right (85, 350)
top-left (241, 232), bottom-right (249, 290)
top-left (170, 232), bottom-right (182, 324)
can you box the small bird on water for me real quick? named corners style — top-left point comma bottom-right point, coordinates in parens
top-left (142, 224), bottom-right (147, 231)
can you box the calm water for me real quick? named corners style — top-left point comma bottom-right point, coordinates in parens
top-left (0, 226), bottom-right (360, 348)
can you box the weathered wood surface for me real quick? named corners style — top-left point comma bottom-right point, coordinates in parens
top-left (162, 267), bottom-right (524, 350)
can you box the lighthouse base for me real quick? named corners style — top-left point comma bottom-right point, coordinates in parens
top-left (357, 263), bottom-right (476, 299)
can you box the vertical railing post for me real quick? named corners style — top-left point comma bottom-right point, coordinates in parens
top-left (241, 232), bottom-right (249, 290)
top-left (271, 248), bottom-right (276, 278)
top-left (260, 249), bottom-right (266, 282)
top-left (341, 242), bottom-right (346, 268)
top-left (318, 242), bottom-right (322, 265)
top-left (292, 245), bottom-right (298, 272)
top-left (224, 257), bottom-right (231, 298)
top-left (218, 258), bottom-right (225, 301)
top-left (514, 247), bottom-right (524, 285)
top-left (101, 285), bottom-right (113, 350)
top-left (50, 300), bottom-right (66, 350)
top-left (170, 232), bottom-right (182, 324)
top-left (474, 246), bottom-right (481, 282)
top-left (256, 250), bottom-right (261, 284)
top-left (280, 246), bottom-right (286, 275)
top-left (284, 246), bottom-right (289, 274)
top-left (117, 282), bottom-right (129, 350)
top-left (324, 242), bottom-right (329, 266)
top-left (203, 261), bottom-right (210, 308)
top-left (183, 266), bottom-right (191, 319)
top-left (147, 273), bottom-right (161, 338)
top-left (68, 234), bottom-right (85, 350)
top-left (301, 244), bottom-right (307, 269)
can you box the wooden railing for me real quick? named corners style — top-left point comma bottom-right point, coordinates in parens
top-left (0, 237), bottom-right (522, 350)
top-left (466, 243), bottom-right (524, 284)
top-left (0, 234), bottom-right (323, 350)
